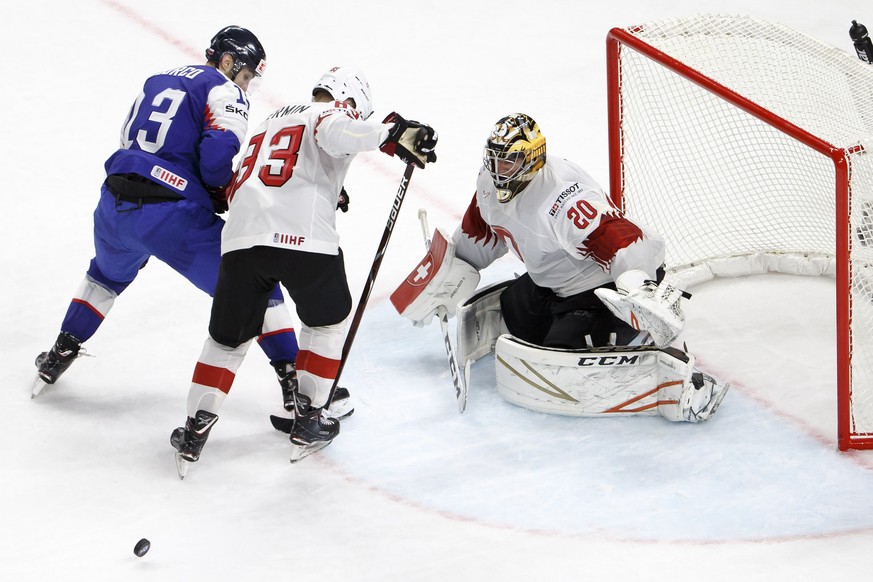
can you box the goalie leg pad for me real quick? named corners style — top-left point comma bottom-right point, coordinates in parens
top-left (456, 279), bottom-right (513, 369)
top-left (493, 335), bottom-right (729, 422)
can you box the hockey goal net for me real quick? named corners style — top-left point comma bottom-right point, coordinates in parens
top-left (606, 15), bottom-right (873, 450)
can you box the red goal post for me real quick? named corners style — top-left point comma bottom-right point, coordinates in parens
top-left (605, 15), bottom-right (873, 450)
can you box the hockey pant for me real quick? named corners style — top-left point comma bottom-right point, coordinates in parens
top-left (198, 246), bottom-right (353, 412)
top-left (58, 188), bottom-right (297, 363)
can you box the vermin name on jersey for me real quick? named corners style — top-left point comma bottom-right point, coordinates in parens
top-left (160, 66), bottom-right (203, 79)
top-left (151, 166), bottom-right (187, 191)
top-left (269, 104), bottom-right (310, 120)
top-left (273, 233), bottom-right (305, 246)
top-left (548, 182), bottom-right (581, 217)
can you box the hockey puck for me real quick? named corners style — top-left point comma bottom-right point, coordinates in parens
top-left (133, 538), bottom-right (151, 557)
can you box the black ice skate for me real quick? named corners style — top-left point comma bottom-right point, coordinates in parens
top-left (170, 410), bottom-right (219, 479)
top-left (32, 332), bottom-right (84, 398)
top-left (273, 361), bottom-right (354, 420)
top-left (288, 392), bottom-right (340, 463)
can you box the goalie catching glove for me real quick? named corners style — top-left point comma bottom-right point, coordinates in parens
top-left (594, 270), bottom-right (689, 348)
top-left (379, 112), bottom-right (438, 168)
top-left (390, 227), bottom-right (480, 326)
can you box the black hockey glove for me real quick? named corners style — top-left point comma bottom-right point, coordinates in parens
top-left (207, 183), bottom-right (230, 214)
top-left (337, 187), bottom-right (350, 212)
top-left (379, 112), bottom-right (438, 169)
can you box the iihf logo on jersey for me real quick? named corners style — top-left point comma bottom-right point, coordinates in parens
top-left (273, 232), bottom-right (306, 246)
top-left (150, 165), bottom-right (188, 191)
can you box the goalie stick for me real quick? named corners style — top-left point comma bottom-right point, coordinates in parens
top-left (418, 208), bottom-right (470, 413)
top-left (270, 163), bottom-right (417, 434)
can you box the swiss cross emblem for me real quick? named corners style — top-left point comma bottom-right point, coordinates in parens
top-left (414, 261), bottom-right (432, 281)
top-left (406, 254), bottom-right (434, 286)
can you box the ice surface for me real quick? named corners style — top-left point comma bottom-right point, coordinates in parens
top-left (2, 1), bottom-right (872, 580)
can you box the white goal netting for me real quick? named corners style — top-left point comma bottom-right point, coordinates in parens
top-left (609, 14), bottom-right (873, 448)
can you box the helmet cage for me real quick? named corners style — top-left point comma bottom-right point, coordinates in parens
top-left (483, 114), bottom-right (546, 202)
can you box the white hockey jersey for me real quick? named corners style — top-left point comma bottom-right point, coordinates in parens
top-left (221, 101), bottom-right (389, 256)
top-left (452, 156), bottom-right (665, 297)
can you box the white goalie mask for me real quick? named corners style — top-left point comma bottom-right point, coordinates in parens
top-left (312, 66), bottom-right (374, 120)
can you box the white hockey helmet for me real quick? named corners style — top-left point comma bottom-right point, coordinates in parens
top-left (312, 66), bottom-right (374, 120)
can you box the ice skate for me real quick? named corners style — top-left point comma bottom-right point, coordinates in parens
top-left (170, 410), bottom-right (219, 479)
top-left (274, 361), bottom-right (354, 421)
top-left (682, 372), bottom-right (730, 422)
top-left (32, 332), bottom-right (84, 398)
top-left (288, 392), bottom-right (340, 463)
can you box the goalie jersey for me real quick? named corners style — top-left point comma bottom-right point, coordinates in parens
top-left (453, 156), bottom-right (665, 297)
top-left (220, 101), bottom-right (389, 256)
top-left (105, 65), bottom-right (250, 212)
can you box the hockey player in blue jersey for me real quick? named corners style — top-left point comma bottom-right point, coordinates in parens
top-left (33, 26), bottom-right (350, 417)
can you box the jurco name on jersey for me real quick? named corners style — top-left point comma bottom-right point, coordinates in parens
top-left (273, 232), bottom-right (306, 246)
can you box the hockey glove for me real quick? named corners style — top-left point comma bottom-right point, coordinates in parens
top-left (380, 112), bottom-right (438, 169)
top-left (594, 270), bottom-right (689, 348)
top-left (207, 183), bottom-right (230, 214)
top-left (337, 187), bottom-right (350, 213)
top-left (390, 228), bottom-right (480, 326)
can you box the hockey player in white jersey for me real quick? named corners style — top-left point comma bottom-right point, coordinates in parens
top-left (392, 113), bottom-right (728, 423)
top-left (171, 66), bottom-right (437, 473)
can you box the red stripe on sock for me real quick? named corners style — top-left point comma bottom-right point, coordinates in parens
top-left (71, 298), bottom-right (105, 320)
top-left (296, 350), bottom-right (340, 379)
top-left (192, 362), bottom-right (236, 394)
top-left (257, 327), bottom-right (295, 342)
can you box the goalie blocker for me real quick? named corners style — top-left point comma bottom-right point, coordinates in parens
top-left (390, 227), bottom-right (480, 325)
top-left (494, 335), bottom-right (729, 423)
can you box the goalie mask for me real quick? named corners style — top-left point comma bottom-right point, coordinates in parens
top-left (483, 113), bottom-right (547, 202)
top-left (312, 66), bottom-right (374, 120)
top-left (205, 25), bottom-right (267, 78)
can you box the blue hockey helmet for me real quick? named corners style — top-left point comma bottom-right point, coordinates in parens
top-left (205, 26), bottom-right (267, 78)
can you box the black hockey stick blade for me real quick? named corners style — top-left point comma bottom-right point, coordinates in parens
top-left (270, 415), bottom-right (294, 433)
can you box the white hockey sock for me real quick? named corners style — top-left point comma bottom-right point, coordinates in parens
top-left (187, 337), bottom-right (252, 417)
top-left (296, 323), bottom-right (345, 409)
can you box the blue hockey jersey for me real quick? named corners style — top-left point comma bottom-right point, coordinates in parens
top-left (104, 64), bottom-right (250, 211)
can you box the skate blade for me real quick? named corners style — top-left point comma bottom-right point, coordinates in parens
top-left (175, 453), bottom-right (190, 480)
top-left (289, 440), bottom-right (332, 464)
top-left (31, 375), bottom-right (50, 399)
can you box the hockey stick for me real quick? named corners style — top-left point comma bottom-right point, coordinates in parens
top-left (418, 208), bottom-right (469, 413)
top-left (271, 163), bottom-right (417, 433)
